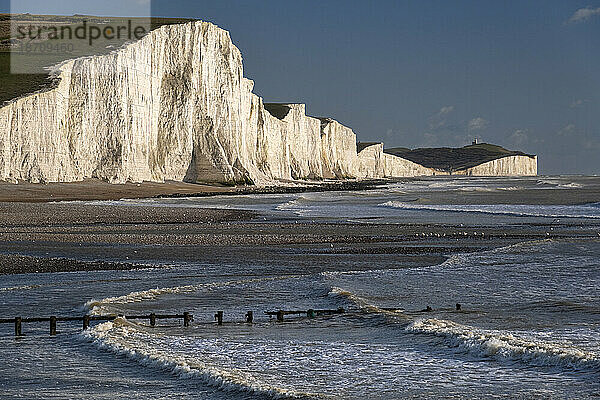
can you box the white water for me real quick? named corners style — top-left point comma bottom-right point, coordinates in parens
top-left (380, 201), bottom-right (600, 219)
top-left (406, 318), bottom-right (600, 372)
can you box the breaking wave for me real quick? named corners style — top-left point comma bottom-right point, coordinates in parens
top-left (407, 318), bottom-right (600, 373)
top-left (329, 287), bottom-right (408, 319)
top-left (84, 275), bottom-right (300, 315)
top-left (81, 318), bottom-right (319, 399)
top-left (379, 201), bottom-right (600, 219)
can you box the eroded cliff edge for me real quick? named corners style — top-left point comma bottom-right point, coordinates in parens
top-left (0, 20), bottom-right (537, 185)
top-left (0, 21), bottom-right (361, 185)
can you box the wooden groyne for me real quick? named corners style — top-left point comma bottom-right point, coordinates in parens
top-left (0, 313), bottom-right (192, 336)
top-left (0, 307), bottom-right (348, 336)
top-left (265, 308), bottom-right (345, 322)
top-left (1, 305), bottom-right (466, 336)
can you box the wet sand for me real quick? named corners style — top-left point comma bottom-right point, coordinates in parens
top-left (1, 200), bottom-right (598, 275)
top-left (1, 176), bottom-right (599, 275)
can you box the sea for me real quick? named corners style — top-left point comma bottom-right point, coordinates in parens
top-left (1, 176), bottom-right (599, 399)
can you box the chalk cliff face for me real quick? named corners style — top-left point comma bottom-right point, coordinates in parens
top-left (358, 143), bottom-right (537, 178)
top-left (319, 118), bottom-right (359, 179)
top-left (457, 155), bottom-right (538, 176)
top-left (0, 22), bottom-right (362, 185)
top-left (0, 20), bottom-right (537, 184)
top-left (357, 143), bottom-right (439, 178)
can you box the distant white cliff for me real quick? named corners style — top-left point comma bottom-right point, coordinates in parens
top-left (357, 143), bottom-right (537, 178)
top-left (0, 21), bottom-right (536, 185)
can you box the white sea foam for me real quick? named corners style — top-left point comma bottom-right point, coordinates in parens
top-left (558, 182), bottom-right (584, 189)
top-left (457, 186), bottom-right (497, 192)
top-left (379, 201), bottom-right (600, 219)
top-left (534, 179), bottom-right (586, 189)
top-left (498, 186), bottom-right (524, 191)
top-left (0, 284), bottom-right (41, 292)
top-left (81, 319), bottom-right (319, 399)
top-left (407, 318), bottom-right (600, 372)
top-left (321, 268), bottom-right (401, 278)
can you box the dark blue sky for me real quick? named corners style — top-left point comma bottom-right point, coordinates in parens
top-left (3, 1), bottom-right (599, 174)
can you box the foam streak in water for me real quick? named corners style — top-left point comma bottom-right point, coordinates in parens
top-left (407, 318), bottom-right (600, 373)
top-left (380, 201), bottom-right (600, 219)
top-left (81, 319), bottom-right (319, 399)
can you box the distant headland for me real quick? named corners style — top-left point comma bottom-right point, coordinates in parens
top-left (0, 14), bottom-right (537, 186)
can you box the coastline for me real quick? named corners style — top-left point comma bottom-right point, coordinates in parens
top-left (1, 176), bottom-right (599, 276)
top-left (0, 178), bottom-right (387, 203)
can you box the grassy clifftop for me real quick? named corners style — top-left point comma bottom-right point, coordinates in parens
top-left (0, 14), bottom-right (195, 105)
top-left (385, 143), bottom-right (536, 172)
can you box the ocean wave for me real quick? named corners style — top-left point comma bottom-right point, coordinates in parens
top-left (558, 182), bottom-right (584, 189)
top-left (379, 201), bottom-right (600, 219)
top-left (321, 267), bottom-right (404, 278)
top-left (535, 179), bottom-right (585, 189)
top-left (486, 238), bottom-right (554, 255)
top-left (84, 275), bottom-right (301, 315)
top-left (275, 197), bottom-right (304, 211)
top-left (498, 186), bottom-right (524, 191)
top-left (329, 287), bottom-right (407, 318)
top-left (81, 318), bottom-right (319, 399)
top-left (407, 318), bottom-right (600, 373)
top-left (0, 284), bottom-right (42, 292)
top-left (457, 186), bottom-right (497, 192)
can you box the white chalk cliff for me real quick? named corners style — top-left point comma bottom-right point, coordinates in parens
top-left (357, 143), bottom-right (537, 178)
top-left (357, 143), bottom-right (439, 178)
top-left (0, 21), bottom-right (536, 185)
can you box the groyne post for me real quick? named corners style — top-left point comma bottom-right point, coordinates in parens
top-left (2, 312), bottom-right (193, 336)
top-left (15, 317), bottom-right (22, 336)
top-left (245, 311), bottom-right (253, 323)
top-left (276, 310), bottom-right (284, 322)
top-left (50, 316), bottom-right (57, 336)
top-left (215, 311), bottom-right (223, 325)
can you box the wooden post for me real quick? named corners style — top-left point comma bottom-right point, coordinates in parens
top-left (276, 310), bottom-right (284, 322)
top-left (50, 316), bottom-right (57, 336)
top-left (15, 317), bottom-right (22, 336)
top-left (214, 311), bottom-right (223, 325)
top-left (183, 312), bottom-right (191, 327)
top-left (245, 311), bottom-right (253, 323)
top-left (149, 313), bottom-right (156, 327)
top-left (83, 315), bottom-right (90, 330)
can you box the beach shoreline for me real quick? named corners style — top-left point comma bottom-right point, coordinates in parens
top-left (2, 176), bottom-right (600, 205)
top-left (0, 178), bottom-right (387, 203)
top-left (1, 176), bottom-right (599, 276)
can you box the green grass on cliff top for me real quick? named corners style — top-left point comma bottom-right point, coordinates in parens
top-left (0, 14), bottom-right (195, 105)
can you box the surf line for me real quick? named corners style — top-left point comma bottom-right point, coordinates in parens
top-left (2, 300), bottom-right (463, 337)
top-left (84, 274), bottom-right (305, 314)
